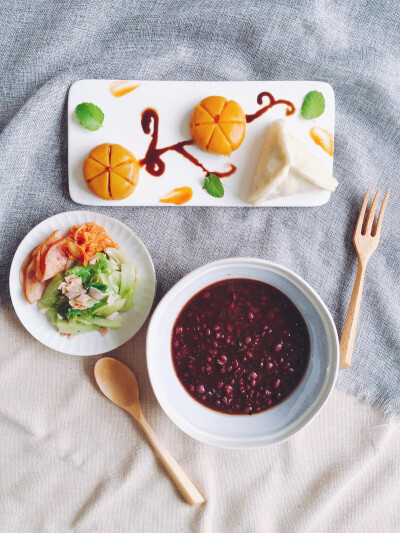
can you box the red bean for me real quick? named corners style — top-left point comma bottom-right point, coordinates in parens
top-left (171, 279), bottom-right (309, 415)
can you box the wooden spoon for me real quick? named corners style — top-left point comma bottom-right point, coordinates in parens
top-left (94, 357), bottom-right (205, 506)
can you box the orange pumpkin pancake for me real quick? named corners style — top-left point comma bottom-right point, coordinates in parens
top-left (190, 96), bottom-right (246, 155)
top-left (83, 143), bottom-right (140, 200)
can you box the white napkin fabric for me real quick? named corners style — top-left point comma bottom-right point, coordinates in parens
top-left (0, 310), bottom-right (399, 533)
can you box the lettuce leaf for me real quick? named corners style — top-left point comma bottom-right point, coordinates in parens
top-left (65, 254), bottom-right (109, 287)
top-left (66, 299), bottom-right (108, 319)
top-left (119, 263), bottom-right (136, 311)
top-left (85, 282), bottom-right (107, 292)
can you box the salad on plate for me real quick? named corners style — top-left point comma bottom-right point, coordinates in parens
top-left (19, 222), bottom-right (136, 336)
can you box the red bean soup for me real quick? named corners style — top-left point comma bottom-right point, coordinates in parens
top-left (171, 279), bottom-right (310, 415)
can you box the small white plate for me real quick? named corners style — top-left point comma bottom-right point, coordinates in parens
top-left (10, 211), bottom-right (156, 356)
top-left (68, 80), bottom-right (335, 207)
top-left (147, 258), bottom-right (339, 449)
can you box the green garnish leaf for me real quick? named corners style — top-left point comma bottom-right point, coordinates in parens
top-left (75, 102), bottom-right (104, 131)
top-left (203, 173), bottom-right (224, 198)
top-left (301, 91), bottom-right (326, 120)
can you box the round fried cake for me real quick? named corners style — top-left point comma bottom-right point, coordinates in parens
top-left (190, 96), bottom-right (246, 155)
top-left (83, 143), bottom-right (140, 200)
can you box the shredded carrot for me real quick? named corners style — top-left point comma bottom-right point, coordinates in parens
top-left (65, 222), bottom-right (119, 260)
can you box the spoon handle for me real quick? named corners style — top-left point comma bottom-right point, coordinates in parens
top-left (135, 412), bottom-right (205, 506)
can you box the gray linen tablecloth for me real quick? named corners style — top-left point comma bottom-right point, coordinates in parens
top-left (1, 2), bottom-right (400, 531)
top-left (1, 0), bottom-right (398, 411)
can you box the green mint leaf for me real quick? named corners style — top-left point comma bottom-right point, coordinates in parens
top-left (301, 91), bottom-right (325, 120)
top-left (75, 102), bottom-right (104, 131)
top-left (204, 173), bottom-right (224, 198)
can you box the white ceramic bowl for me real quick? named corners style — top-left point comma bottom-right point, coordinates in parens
top-left (147, 258), bottom-right (339, 449)
top-left (10, 211), bottom-right (156, 356)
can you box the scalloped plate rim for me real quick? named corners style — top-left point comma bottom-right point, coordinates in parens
top-left (9, 210), bottom-right (156, 356)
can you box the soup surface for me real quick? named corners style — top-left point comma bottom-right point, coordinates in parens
top-left (171, 279), bottom-right (310, 415)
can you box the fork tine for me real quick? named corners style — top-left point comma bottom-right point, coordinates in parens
top-left (354, 187), bottom-right (370, 235)
top-left (374, 189), bottom-right (390, 237)
top-left (365, 187), bottom-right (380, 235)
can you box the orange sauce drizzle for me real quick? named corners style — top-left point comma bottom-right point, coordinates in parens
top-left (309, 127), bottom-right (334, 156)
top-left (109, 81), bottom-right (141, 97)
top-left (159, 187), bottom-right (193, 205)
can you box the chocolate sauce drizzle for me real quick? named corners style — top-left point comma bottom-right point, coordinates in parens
top-left (139, 92), bottom-right (295, 178)
top-left (139, 109), bottom-right (236, 178)
top-left (245, 92), bottom-right (296, 123)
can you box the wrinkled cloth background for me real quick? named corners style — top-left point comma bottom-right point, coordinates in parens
top-left (0, 1), bottom-right (399, 531)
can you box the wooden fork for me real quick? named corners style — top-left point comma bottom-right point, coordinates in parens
top-left (339, 187), bottom-right (390, 369)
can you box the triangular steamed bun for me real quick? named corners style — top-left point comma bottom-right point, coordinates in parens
top-left (248, 120), bottom-right (338, 205)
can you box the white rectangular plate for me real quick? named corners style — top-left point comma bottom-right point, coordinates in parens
top-left (68, 80), bottom-right (335, 207)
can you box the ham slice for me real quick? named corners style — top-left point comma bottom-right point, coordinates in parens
top-left (20, 251), bottom-right (33, 286)
top-left (24, 257), bottom-right (47, 304)
top-left (35, 230), bottom-right (63, 282)
top-left (42, 238), bottom-right (69, 281)
top-left (19, 244), bottom-right (40, 286)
